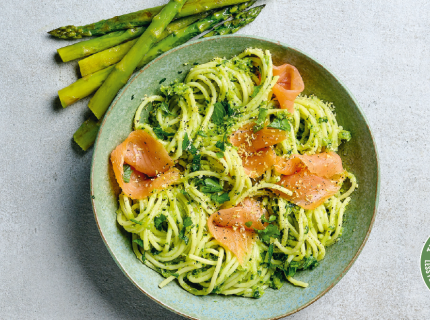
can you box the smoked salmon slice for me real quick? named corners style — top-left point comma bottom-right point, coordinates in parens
top-left (274, 152), bottom-right (343, 178)
top-left (273, 156), bottom-right (303, 176)
top-left (242, 147), bottom-right (276, 178)
top-left (272, 64), bottom-right (304, 113)
top-left (122, 130), bottom-right (173, 177)
top-left (208, 198), bottom-right (267, 265)
top-left (110, 130), bottom-right (179, 200)
top-left (273, 152), bottom-right (345, 209)
top-left (275, 169), bottom-right (344, 210)
top-left (116, 166), bottom-right (180, 200)
top-left (212, 198), bottom-right (268, 230)
top-left (230, 123), bottom-right (287, 153)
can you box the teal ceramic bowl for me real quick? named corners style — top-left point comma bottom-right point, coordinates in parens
top-left (91, 35), bottom-right (379, 319)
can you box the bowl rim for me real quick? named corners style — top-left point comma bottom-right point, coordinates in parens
top-left (90, 34), bottom-right (380, 320)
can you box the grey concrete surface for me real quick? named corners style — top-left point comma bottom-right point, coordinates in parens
top-left (1, 0), bottom-right (429, 319)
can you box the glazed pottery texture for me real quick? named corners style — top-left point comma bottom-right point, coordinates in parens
top-left (91, 35), bottom-right (379, 320)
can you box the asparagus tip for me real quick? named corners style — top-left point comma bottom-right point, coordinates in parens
top-left (48, 25), bottom-right (88, 39)
top-left (203, 3), bottom-right (266, 38)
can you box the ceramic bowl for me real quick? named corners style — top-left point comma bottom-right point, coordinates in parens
top-left (91, 35), bottom-right (379, 320)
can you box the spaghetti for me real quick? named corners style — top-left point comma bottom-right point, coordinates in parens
top-left (115, 48), bottom-right (356, 298)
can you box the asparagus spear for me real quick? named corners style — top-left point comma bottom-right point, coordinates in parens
top-left (57, 13), bottom-right (208, 62)
top-left (61, 2), bottom-right (260, 109)
top-left (58, 66), bottom-right (114, 108)
top-left (48, 0), bottom-right (249, 39)
top-left (73, 117), bottom-right (101, 151)
top-left (63, 2), bottom-right (257, 109)
top-left (139, 2), bottom-right (257, 69)
top-left (79, 40), bottom-right (135, 77)
top-left (203, 5), bottom-right (264, 37)
top-left (73, 3), bottom-right (263, 150)
top-left (79, 2), bottom-right (255, 77)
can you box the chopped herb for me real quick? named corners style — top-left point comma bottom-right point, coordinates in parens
top-left (145, 103), bottom-right (157, 126)
top-left (159, 78), bottom-right (166, 84)
top-left (171, 272), bottom-right (180, 278)
top-left (191, 154), bottom-right (201, 172)
top-left (197, 130), bottom-right (208, 137)
top-left (269, 269), bottom-right (284, 290)
top-left (194, 179), bottom-right (205, 187)
top-left (226, 102), bottom-right (234, 116)
top-left (201, 178), bottom-right (223, 193)
top-left (251, 85), bottom-right (262, 98)
top-left (285, 261), bottom-right (300, 277)
top-left (183, 217), bottom-right (193, 228)
top-left (159, 101), bottom-right (173, 115)
top-left (178, 71), bottom-right (183, 74)
top-left (256, 224), bottom-right (280, 243)
top-left (154, 214), bottom-right (167, 231)
top-left (189, 142), bottom-right (197, 155)
top-left (178, 228), bottom-right (188, 244)
top-left (180, 189), bottom-right (189, 197)
top-left (141, 253), bottom-right (146, 262)
top-left (122, 164), bottom-right (133, 183)
top-left (261, 215), bottom-right (277, 223)
top-left (272, 252), bottom-right (287, 262)
top-left (193, 62), bottom-right (199, 65)
top-left (182, 132), bottom-right (190, 151)
top-left (268, 118), bottom-right (291, 131)
top-left (266, 243), bottom-right (274, 267)
top-left (210, 192), bottom-right (230, 204)
top-left (130, 218), bottom-right (143, 225)
top-left (151, 248), bottom-right (161, 255)
top-left (318, 117), bottom-right (328, 123)
top-left (182, 133), bottom-right (197, 155)
top-left (133, 239), bottom-right (143, 247)
top-left (131, 94), bottom-right (135, 100)
top-left (153, 126), bottom-right (174, 140)
top-left (215, 140), bottom-right (225, 151)
top-left (211, 100), bottom-right (236, 129)
top-left (214, 133), bottom-right (228, 157)
top-left (245, 221), bottom-right (253, 228)
top-left (212, 102), bottom-right (226, 125)
top-left (91, 195), bottom-right (95, 199)
top-left (179, 217), bottom-right (193, 244)
top-left (257, 108), bottom-right (268, 122)
top-left (302, 256), bottom-right (319, 270)
top-left (253, 108), bottom-right (268, 132)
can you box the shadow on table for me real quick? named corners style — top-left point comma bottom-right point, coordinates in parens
top-left (64, 153), bottom-right (184, 320)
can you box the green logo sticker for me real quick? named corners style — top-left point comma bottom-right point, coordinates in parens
top-left (420, 237), bottom-right (430, 290)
